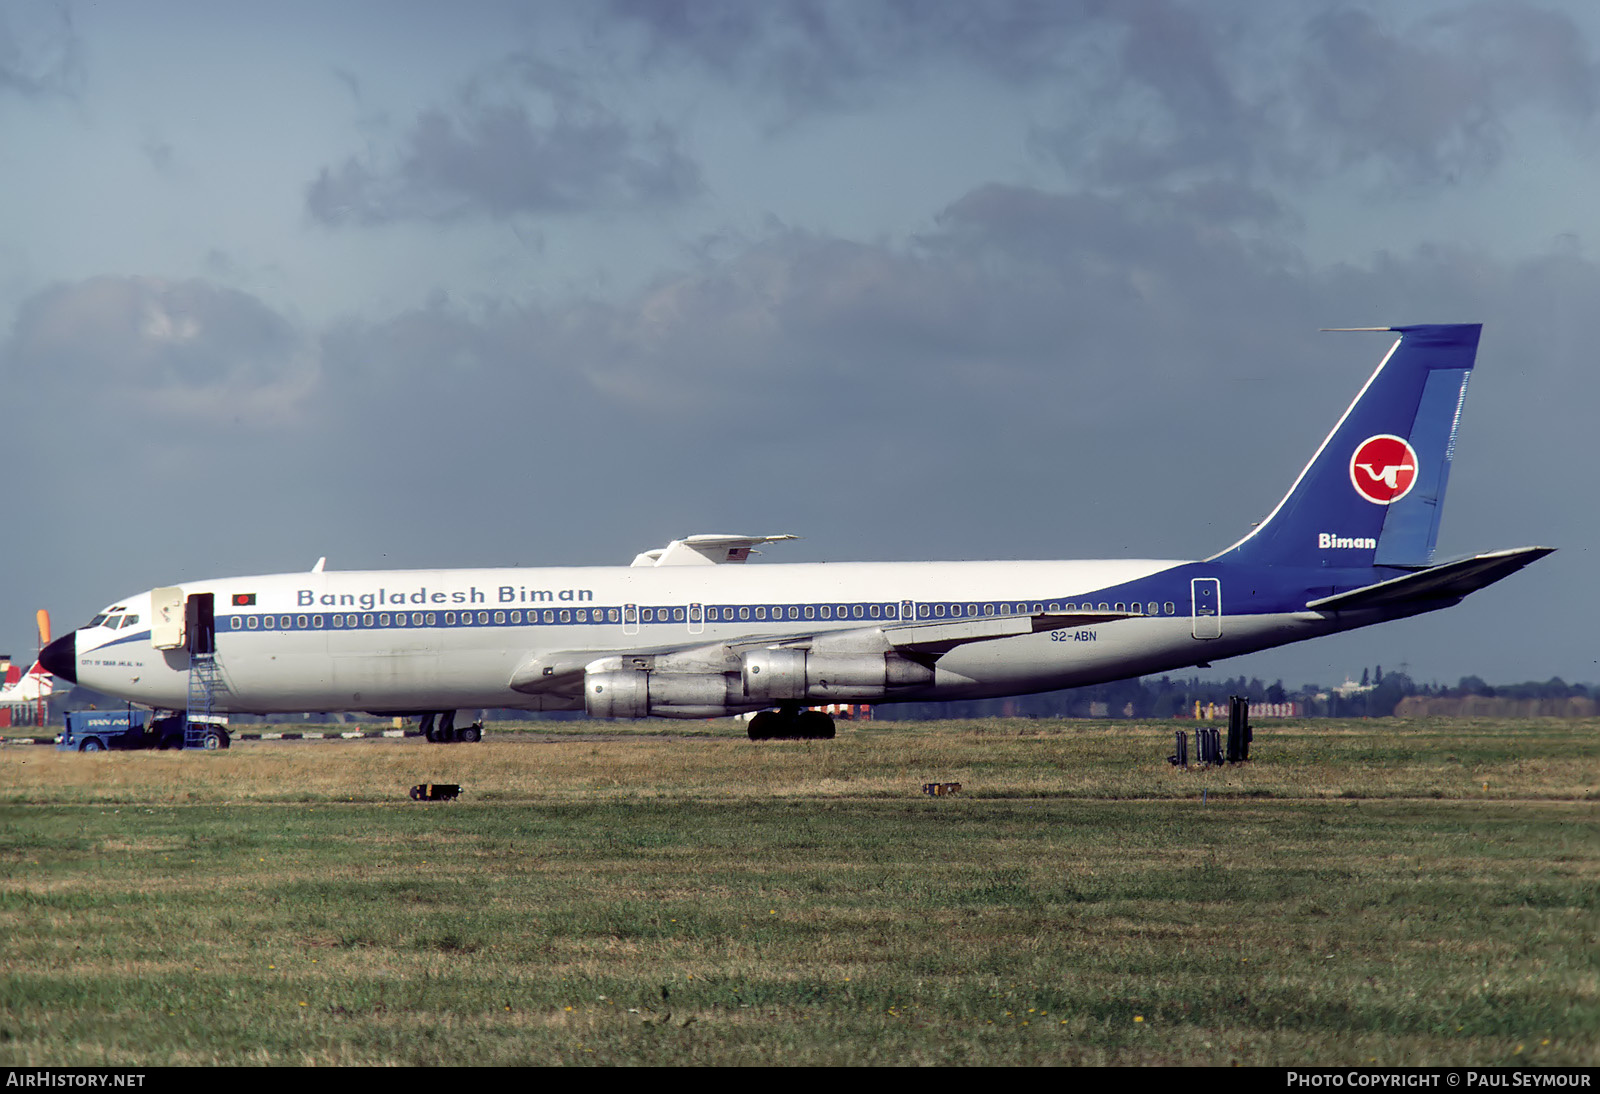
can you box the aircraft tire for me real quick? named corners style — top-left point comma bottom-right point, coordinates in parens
top-left (747, 711), bottom-right (780, 741)
top-left (797, 711), bottom-right (835, 740)
top-left (457, 722), bottom-right (482, 743)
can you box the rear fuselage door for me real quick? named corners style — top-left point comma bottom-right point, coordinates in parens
top-left (1191, 578), bottom-right (1222, 639)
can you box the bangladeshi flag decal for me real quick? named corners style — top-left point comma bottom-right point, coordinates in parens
top-left (232, 593), bottom-right (256, 606)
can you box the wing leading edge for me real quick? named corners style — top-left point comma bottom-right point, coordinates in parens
top-left (507, 608), bottom-right (1133, 697)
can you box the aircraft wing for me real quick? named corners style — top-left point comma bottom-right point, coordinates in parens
top-left (508, 609), bottom-right (1133, 697)
top-left (1306, 546), bottom-right (1555, 611)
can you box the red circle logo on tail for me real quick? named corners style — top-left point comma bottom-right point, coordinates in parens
top-left (1349, 435), bottom-right (1418, 504)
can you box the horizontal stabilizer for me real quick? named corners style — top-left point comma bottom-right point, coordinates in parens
top-left (1306, 547), bottom-right (1554, 611)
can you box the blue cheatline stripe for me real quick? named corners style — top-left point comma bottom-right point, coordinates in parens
top-left (215, 591), bottom-right (1196, 634)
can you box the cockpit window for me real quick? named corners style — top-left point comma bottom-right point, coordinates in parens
top-left (103, 613), bottom-right (124, 629)
top-left (120, 614), bottom-right (140, 628)
top-left (88, 614), bottom-right (108, 628)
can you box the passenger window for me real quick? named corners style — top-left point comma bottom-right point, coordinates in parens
top-left (919, 604), bottom-right (931, 618)
top-left (576, 609), bottom-right (587, 622)
top-left (853, 605), bottom-right (865, 619)
top-left (870, 604), bottom-right (881, 618)
top-left (379, 614), bottom-right (390, 627)
top-left (542, 610), bottom-right (554, 623)
top-left (494, 611), bottom-right (505, 624)
top-left (935, 603), bottom-right (947, 617)
top-left (674, 608), bottom-right (685, 622)
top-left (755, 607), bottom-right (766, 620)
top-left (313, 615), bottom-right (324, 628)
top-left (740, 607), bottom-right (750, 620)
top-left (1113, 603), bottom-right (1125, 613)
top-left (1097, 603), bottom-right (1109, 612)
top-left (821, 606), bottom-right (832, 619)
top-left (425, 613), bottom-right (436, 626)
top-left (247, 616), bottom-right (259, 630)
top-left (804, 605), bottom-right (815, 619)
top-left (1131, 603), bottom-right (1143, 615)
top-left (608, 608), bottom-right (620, 622)
top-left (478, 611), bottom-right (489, 624)
top-left (1164, 602), bottom-right (1176, 614)
top-left (560, 610), bottom-right (571, 623)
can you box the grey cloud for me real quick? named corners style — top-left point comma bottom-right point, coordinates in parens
top-left (0, 0), bottom-right (81, 100)
top-left (608, 0), bottom-right (1112, 116)
top-left (307, 59), bottom-right (701, 226)
top-left (1295, 4), bottom-right (1598, 185)
top-left (612, 1), bottom-right (1597, 192)
top-left (3, 276), bottom-right (316, 425)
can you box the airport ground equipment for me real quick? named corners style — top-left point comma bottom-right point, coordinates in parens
top-left (1227, 696), bottom-right (1252, 762)
top-left (409, 783), bottom-right (461, 801)
top-left (57, 710), bottom-right (229, 752)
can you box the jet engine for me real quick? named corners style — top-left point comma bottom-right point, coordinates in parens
top-left (741, 648), bottom-right (932, 702)
top-left (584, 669), bottom-right (744, 719)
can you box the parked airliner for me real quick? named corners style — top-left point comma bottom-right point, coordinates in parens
top-left (0, 659), bottom-right (54, 708)
top-left (40, 324), bottom-right (1550, 739)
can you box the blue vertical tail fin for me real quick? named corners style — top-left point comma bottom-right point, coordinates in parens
top-left (1211, 324), bottom-right (1480, 570)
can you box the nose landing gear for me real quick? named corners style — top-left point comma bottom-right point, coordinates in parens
top-left (421, 711), bottom-right (484, 743)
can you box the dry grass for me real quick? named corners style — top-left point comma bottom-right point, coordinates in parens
top-left (0, 717), bottom-right (1594, 1065)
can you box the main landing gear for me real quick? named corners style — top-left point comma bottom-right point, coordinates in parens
top-left (747, 704), bottom-right (836, 741)
top-left (421, 710), bottom-right (484, 743)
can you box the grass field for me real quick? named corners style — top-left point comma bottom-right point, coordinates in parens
top-left (1, 717), bottom-right (1595, 1066)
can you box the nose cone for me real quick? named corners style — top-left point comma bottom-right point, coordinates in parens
top-left (39, 631), bottom-right (77, 684)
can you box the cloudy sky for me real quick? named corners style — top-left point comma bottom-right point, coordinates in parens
top-left (2, 0), bottom-right (1596, 691)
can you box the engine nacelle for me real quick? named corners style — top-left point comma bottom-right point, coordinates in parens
top-left (741, 649), bottom-right (933, 702)
top-left (585, 669), bottom-right (744, 719)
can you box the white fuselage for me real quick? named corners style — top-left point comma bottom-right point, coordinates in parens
top-left (65, 557), bottom-right (1344, 715)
